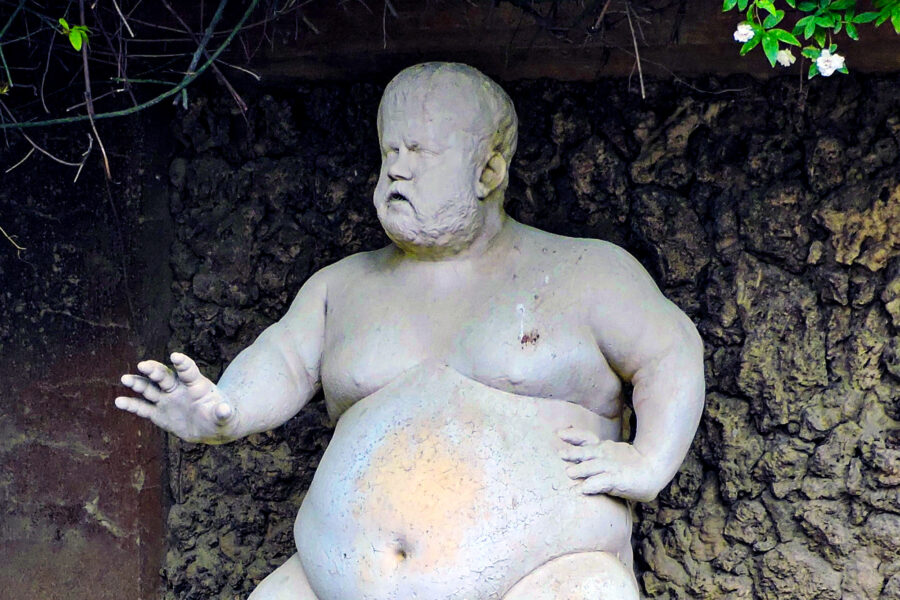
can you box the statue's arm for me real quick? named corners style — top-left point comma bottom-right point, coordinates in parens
top-left (116, 268), bottom-right (328, 444)
top-left (214, 268), bottom-right (328, 439)
top-left (561, 243), bottom-right (705, 502)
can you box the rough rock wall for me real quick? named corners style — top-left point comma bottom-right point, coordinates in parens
top-left (162, 75), bottom-right (900, 599)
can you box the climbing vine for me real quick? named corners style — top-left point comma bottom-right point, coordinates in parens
top-left (725, 0), bottom-right (900, 76)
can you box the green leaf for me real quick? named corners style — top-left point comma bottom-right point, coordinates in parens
top-left (875, 9), bottom-right (890, 25)
top-left (830, 0), bottom-right (856, 10)
top-left (723, 0), bottom-right (738, 11)
top-left (773, 28), bottom-right (802, 45)
top-left (893, 11), bottom-right (900, 31)
top-left (802, 45), bottom-right (821, 58)
top-left (853, 11), bottom-right (879, 22)
top-left (59, 17), bottom-right (69, 30)
top-left (805, 17), bottom-right (817, 37)
top-left (740, 35), bottom-right (762, 54)
top-left (764, 10), bottom-right (785, 27)
top-left (838, 65), bottom-right (849, 73)
top-left (846, 21), bottom-right (859, 38)
top-left (786, 0), bottom-right (797, 7)
top-left (798, 1), bottom-right (817, 10)
top-left (738, 0), bottom-right (749, 11)
top-left (762, 33), bottom-right (780, 66)
top-left (814, 28), bottom-right (827, 45)
top-left (815, 14), bottom-right (835, 27)
top-left (834, 19), bottom-right (843, 33)
top-left (758, 0), bottom-right (777, 15)
top-left (819, 0), bottom-right (829, 8)
top-left (808, 62), bottom-right (820, 78)
top-left (69, 30), bottom-right (82, 51)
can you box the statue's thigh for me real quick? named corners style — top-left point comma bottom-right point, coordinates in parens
top-left (247, 553), bottom-right (318, 600)
top-left (502, 552), bottom-right (639, 600)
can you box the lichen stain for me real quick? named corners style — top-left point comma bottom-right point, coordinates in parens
top-left (354, 423), bottom-right (486, 573)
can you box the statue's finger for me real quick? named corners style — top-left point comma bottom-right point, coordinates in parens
top-left (558, 428), bottom-right (601, 446)
top-left (141, 362), bottom-right (178, 393)
top-left (136, 359), bottom-right (167, 377)
top-left (580, 475), bottom-right (614, 495)
top-left (120, 374), bottom-right (162, 403)
top-left (559, 445), bottom-right (598, 463)
top-left (115, 396), bottom-right (158, 420)
top-left (566, 458), bottom-right (605, 479)
top-left (171, 352), bottom-right (212, 397)
top-left (214, 401), bottom-right (234, 422)
top-left (171, 352), bottom-right (202, 383)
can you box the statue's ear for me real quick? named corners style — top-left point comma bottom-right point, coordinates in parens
top-left (476, 152), bottom-right (507, 199)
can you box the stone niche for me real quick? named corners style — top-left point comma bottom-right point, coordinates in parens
top-left (159, 72), bottom-right (900, 600)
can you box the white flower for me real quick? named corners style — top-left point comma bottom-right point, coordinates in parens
top-left (733, 23), bottom-right (755, 43)
top-left (816, 49), bottom-right (846, 77)
top-left (776, 49), bottom-right (796, 67)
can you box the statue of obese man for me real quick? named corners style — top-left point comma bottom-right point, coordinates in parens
top-left (116, 62), bottom-right (705, 600)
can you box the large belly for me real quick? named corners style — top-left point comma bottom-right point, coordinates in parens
top-left (295, 362), bottom-right (631, 600)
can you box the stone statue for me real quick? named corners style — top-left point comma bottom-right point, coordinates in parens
top-left (116, 62), bottom-right (705, 600)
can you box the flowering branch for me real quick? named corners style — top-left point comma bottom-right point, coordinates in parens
top-left (724, 0), bottom-right (900, 77)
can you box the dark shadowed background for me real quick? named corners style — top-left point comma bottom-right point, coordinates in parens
top-left (1, 2), bottom-right (899, 599)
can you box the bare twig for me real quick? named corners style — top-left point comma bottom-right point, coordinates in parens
top-left (625, 2), bottom-right (645, 99)
top-left (611, 44), bottom-right (751, 95)
top-left (0, 0), bottom-right (26, 87)
top-left (72, 133), bottom-right (94, 182)
top-left (215, 59), bottom-right (261, 81)
top-left (65, 87), bottom-right (125, 111)
top-left (39, 29), bottom-right (54, 113)
top-left (592, 0), bottom-right (613, 31)
top-left (300, 12), bottom-right (319, 35)
top-left (185, 0), bottom-right (228, 76)
top-left (0, 223), bottom-right (26, 254)
top-left (1, 99), bottom-right (84, 166)
top-left (79, 0), bottom-right (111, 179)
top-left (161, 0), bottom-right (248, 115)
top-left (0, 0), bottom-right (259, 130)
top-left (4, 146), bottom-right (33, 172)
top-left (110, 0), bottom-right (135, 37)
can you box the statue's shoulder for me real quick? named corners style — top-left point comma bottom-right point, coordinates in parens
top-left (516, 223), bottom-right (644, 279)
top-left (311, 244), bottom-right (395, 286)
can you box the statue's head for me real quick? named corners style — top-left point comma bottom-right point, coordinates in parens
top-left (373, 62), bottom-right (518, 256)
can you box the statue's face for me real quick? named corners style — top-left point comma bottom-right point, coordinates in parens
top-left (374, 87), bottom-right (487, 255)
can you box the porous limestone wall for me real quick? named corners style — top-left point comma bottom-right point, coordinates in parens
top-left (162, 75), bottom-right (899, 599)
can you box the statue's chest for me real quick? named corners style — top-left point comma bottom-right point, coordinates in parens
top-left (320, 281), bottom-right (615, 419)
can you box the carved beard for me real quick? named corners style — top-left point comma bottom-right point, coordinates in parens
top-left (377, 188), bottom-right (483, 258)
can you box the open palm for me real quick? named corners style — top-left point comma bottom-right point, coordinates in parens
top-left (116, 352), bottom-right (236, 444)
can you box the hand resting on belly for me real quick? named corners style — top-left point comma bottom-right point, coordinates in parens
top-left (295, 361), bottom-right (632, 600)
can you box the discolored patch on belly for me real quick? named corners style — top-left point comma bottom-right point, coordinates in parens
top-left (353, 425), bottom-right (487, 573)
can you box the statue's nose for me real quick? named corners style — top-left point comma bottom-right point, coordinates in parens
top-left (387, 149), bottom-right (413, 181)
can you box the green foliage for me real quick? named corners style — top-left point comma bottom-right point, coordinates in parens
top-left (58, 17), bottom-right (90, 52)
top-left (724, 0), bottom-right (900, 77)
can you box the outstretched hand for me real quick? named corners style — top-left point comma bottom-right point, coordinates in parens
top-left (116, 352), bottom-right (237, 444)
top-left (559, 428), bottom-right (661, 503)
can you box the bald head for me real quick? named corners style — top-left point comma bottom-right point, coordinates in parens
top-left (377, 63), bottom-right (518, 175)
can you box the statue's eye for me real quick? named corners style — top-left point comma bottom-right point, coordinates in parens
top-left (407, 143), bottom-right (420, 153)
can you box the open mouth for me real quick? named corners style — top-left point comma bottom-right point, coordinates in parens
top-left (387, 190), bottom-right (409, 203)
